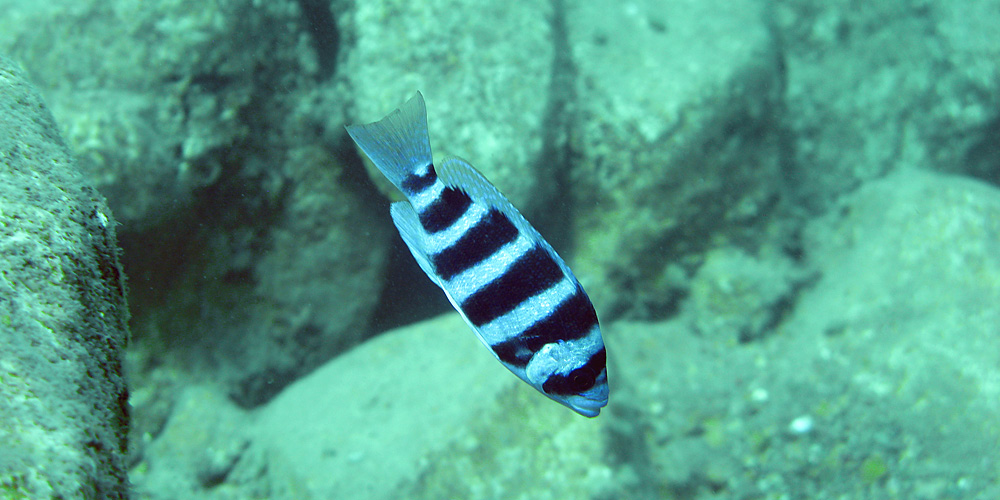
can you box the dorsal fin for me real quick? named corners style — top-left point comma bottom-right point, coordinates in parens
top-left (436, 157), bottom-right (577, 281)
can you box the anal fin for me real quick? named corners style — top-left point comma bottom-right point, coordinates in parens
top-left (389, 201), bottom-right (438, 283)
top-left (390, 200), bottom-right (477, 330)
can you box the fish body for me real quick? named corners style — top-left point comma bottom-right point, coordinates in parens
top-left (346, 93), bottom-right (608, 417)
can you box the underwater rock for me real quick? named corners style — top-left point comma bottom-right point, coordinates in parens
top-left (798, 168), bottom-right (1000, 346)
top-left (0, 0), bottom-right (315, 230)
top-left (565, 0), bottom-right (783, 319)
top-left (0, 0), bottom-right (395, 407)
top-left (228, 142), bottom-right (392, 406)
top-left (683, 247), bottom-right (808, 344)
top-left (343, 0), bottom-right (555, 215)
top-left (129, 169), bottom-right (1000, 499)
top-left (252, 313), bottom-right (612, 500)
top-left (0, 55), bottom-right (130, 499)
top-left (607, 168), bottom-right (1000, 498)
top-left (135, 315), bottom-right (612, 499)
top-left (776, 0), bottom-right (1000, 210)
top-left (252, 314), bottom-right (505, 500)
top-left (130, 386), bottom-right (251, 498)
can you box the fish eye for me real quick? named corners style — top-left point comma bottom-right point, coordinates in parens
top-left (566, 367), bottom-right (596, 393)
top-left (542, 365), bottom-right (597, 396)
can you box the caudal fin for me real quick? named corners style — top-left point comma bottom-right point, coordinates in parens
top-left (345, 92), bottom-right (433, 191)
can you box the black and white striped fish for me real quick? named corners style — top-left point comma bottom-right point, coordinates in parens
top-left (346, 92), bottom-right (609, 417)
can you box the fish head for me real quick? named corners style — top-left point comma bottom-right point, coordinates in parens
top-left (549, 368), bottom-right (609, 417)
top-left (527, 335), bottom-right (609, 417)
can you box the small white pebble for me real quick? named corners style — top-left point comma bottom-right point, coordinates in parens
top-left (751, 388), bottom-right (769, 403)
top-left (788, 415), bottom-right (814, 435)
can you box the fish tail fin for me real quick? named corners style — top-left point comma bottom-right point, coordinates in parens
top-left (345, 92), bottom-right (432, 191)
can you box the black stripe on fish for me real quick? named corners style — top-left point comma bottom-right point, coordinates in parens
top-left (542, 348), bottom-right (606, 396)
top-left (460, 245), bottom-right (564, 326)
top-left (491, 286), bottom-right (598, 368)
top-left (432, 209), bottom-right (519, 280)
top-left (491, 339), bottom-right (534, 368)
top-left (400, 165), bottom-right (437, 195)
top-left (419, 187), bottom-right (472, 233)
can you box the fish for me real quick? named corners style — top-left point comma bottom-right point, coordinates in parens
top-left (346, 92), bottom-right (608, 417)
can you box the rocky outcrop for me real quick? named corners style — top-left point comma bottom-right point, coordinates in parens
top-left (0, 55), bottom-right (130, 499)
top-left (566, 0), bottom-right (783, 318)
top-left (0, 0), bottom-right (393, 407)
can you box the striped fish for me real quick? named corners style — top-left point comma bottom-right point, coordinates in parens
top-left (346, 92), bottom-right (608, 417)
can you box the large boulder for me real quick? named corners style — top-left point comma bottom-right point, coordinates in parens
top-left (610, 169), bottom-right (1000, 498)
top-left (566, 0), bottom-right (783, 318)
top-left (0, 0), bottom-right (395, 407)
top-left (251, 313), bottom-right (611, 500)
top-left (0, 55), bottom-right (130, 499)
top-left (342, 0), bottom-right (556, 215)
top-left (127, 171), bottom-right (1000, 499)
top-left (130, 314), bottom-right (613, 499)
top-left (0, 0), bottom-right (298, 229)
top-left (776, 0), bottom-right (1000, 210)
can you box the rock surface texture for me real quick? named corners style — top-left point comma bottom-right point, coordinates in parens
top-left (0, 55), bottom-right (130, 499)
top-left (566, 0), bottom-right (783, 318)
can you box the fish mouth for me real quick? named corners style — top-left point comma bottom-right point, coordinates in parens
top-left (568, 394), bottom-right (609, 417)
